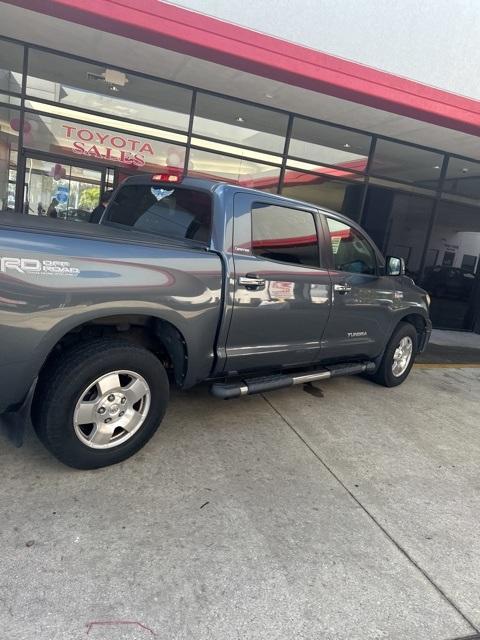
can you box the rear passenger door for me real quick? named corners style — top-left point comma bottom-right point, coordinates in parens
top-left (320, 214), bottom-right (392, 361)
top-left (225, 193), bottom-right (332, 372)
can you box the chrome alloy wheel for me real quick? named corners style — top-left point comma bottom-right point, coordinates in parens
top-left (391, 336), bottom-right (413, 377)
top-left (73, 370), bottom-right (151, 449)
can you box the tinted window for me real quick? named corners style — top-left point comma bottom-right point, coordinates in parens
top-left (281, 166), bottom-right (365, 221)
top-left (370, 139), bottom-right (443, 188)
top-left (443, 157), bottom-right (480, 201)
top-left (27, 50), bottom-right (192, 132)
top-left (193, 92), bottom-right (288, 153)
top-left (252, 203), bottom-right (319, 268)
top-left (326, 217), bottom-right (376, 275)
top-left (187, 148), bottom-right (280, 192)
top-left (289, 117), bottom-right (371, 169)
top-left (106, 185), bottom-right (212, 243)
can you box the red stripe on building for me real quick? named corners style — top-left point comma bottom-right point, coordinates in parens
top-left (4, 0), bottom-right (480, 136)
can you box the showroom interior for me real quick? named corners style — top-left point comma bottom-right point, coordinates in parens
top-left (1, 33), bottom-right (480, 333)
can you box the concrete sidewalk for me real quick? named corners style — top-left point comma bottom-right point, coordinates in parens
top-left (417, 329), bottom-right (480, 365)
top-left (1, 368), bottom-right (480, 640)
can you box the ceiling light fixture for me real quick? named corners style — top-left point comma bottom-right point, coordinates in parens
top-left (264, 93), bottom-right (274, 99)
top-left (462, 167), bottom-right (469, 173)
top-left (343, 143), bottom-right (351, 148)
top-left (433, 165), bottom-right (441, 169)
top-left (235, 116), bottom-right (245, 123)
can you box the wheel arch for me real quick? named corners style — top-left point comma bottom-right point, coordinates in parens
top-left (35, 312), bottom-right (188, 389)
top-left (397, 312), bottom-right (429, 351)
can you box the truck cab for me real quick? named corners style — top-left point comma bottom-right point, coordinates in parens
top-left (101, 174), bottom-right (431, 379)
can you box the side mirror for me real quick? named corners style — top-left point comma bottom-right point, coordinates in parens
top-left (386, 256), bottom-right (405, 276)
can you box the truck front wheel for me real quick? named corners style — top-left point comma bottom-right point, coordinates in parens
top-left (369, 322), bottom-right (418, 387)
top-left (34, 339), bottom-right (169, 469)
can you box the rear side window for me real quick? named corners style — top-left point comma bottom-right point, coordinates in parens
top-left (326, 217), bottom-right (376, 275)
top-left (106, 185), bottom-right (212, 243)
top-left (251, 203), bottom-right (319, 268)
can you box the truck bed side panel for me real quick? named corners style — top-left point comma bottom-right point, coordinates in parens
top-left (0, 226), bottom-right (222, 412)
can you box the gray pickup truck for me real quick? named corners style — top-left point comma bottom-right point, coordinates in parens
top-left (0, 174), bottom-right (431, 469)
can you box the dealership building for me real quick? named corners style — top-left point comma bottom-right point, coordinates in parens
top-left (1, 0), bottom-right (480, 331)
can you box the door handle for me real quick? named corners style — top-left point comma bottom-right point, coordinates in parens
top-left (333, 283), bottom-right (352, 294)
top-left (238, 274), bottom-right (266, 290)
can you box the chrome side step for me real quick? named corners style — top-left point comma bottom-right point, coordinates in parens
top-left (211, 361), bottom-right (376, 399)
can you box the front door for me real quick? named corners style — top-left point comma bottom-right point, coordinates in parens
top-left (225, 193), bottom-right (332, 373)
top-left (320, 214), bottom-right (394, 361)
top-left (22, 155), bottom-right (113, 222)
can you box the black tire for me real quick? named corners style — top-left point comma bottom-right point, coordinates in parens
top-left (369, 322), bottom-right (418, 387)
top-left (33, 339), bottom-right (169, 469)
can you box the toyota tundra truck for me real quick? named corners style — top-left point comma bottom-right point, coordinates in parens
top-left (0, 173), bottom-right (431, 469)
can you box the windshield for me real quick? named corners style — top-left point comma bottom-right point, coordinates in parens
top-left (105, 184), bottom-right (212, 244)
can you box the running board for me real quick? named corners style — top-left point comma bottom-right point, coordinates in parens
top-left (211, 361), bottom-right (376, 399)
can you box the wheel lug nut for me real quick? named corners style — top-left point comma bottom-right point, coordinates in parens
top-left (119, 411), bottom-right (125, 417)
top-left (108, 394), bottom-right (115, 402)
top-left (120, 397), bottom-right (126, 404)
top-left (98, 407), bottom-right (106, 414)
top-left (104, 417), bottom-right (112, 423)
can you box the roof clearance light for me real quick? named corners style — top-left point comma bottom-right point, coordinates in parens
top-left (152, 173), bottom-right (181, 182)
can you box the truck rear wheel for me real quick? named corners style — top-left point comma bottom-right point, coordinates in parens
top-left (369, 322), bottom-right (418, 387)
top-left (34, 339), bottom-right (169, 469)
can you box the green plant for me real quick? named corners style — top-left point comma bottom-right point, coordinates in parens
top-left (78, 186), bottom-right (100, 210)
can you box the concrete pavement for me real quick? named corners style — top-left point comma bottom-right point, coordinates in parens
top-left (1, 368), bottom-right (479, 639)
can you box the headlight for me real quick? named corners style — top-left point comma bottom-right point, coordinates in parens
top-left (425, 293), bottom-right (431, 307)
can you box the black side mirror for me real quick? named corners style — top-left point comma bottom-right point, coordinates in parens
top-left (386, 256), bottom-right (405, 276)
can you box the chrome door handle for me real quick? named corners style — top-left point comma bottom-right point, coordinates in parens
top-left (333, 283), bottom-right (352, 294)
top-left (238, 274), bottom-right (266, 289)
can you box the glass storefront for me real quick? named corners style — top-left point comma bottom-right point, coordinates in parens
top-left (24, 157), bottom-right (105, 220)
top-left (362, 187), bottom-right (436, 280)
top-left (2, 34), bottom-right (480, 331)
top-left (421, 200), bottom-right (480, 330)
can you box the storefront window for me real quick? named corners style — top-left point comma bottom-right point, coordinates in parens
top-left (0, 93), bottom-right (20, 107)
top-left (24, 158), bottom-right (102, 221)
top-left (26, 50), bottom-right (192, 131)
top-left (362, 187), bottom-right (435, 279)
top-left (0, 40), bottom-right (23, 95)
top-left (25, 102), bottom-right (187, 145)
top-left (288, 117), bottom-right (371, 170)
top-left (193, 93), bottom-right (288, 154)
top-left (370, 139), bottom-right (444, 188)
top-left (422, 200), bottom-right (480, 330)
top-left (442, 157), bottom-right (480, 201)
top-left (281, 167), bottom-right (365, 221)
top-left (23, 113), bottom-right (187, 173)
top-left (0, 104), bottom-right (19, 211)
top-left (187, 148), bottom-right (280, 191)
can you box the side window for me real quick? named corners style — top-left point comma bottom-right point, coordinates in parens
top-left (326, 217), bottom-right (376, 275)
top-left (251, 203), bottom-right (319, 268)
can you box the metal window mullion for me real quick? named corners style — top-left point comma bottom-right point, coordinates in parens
top-left (183, 89), bottom-right (197, 174)
top-left (278, 114), bottom-right (294, 194)
top-left (416, 154), bottom-right (449, 281)
top-left (14, 45), bottom-right (28, 212)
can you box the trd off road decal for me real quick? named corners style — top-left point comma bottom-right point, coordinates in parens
top-left (0, 257), bottom-right (80, 276)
